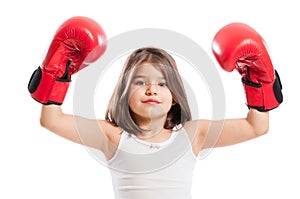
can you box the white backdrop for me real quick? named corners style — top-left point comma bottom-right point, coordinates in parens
top-left (1, 0), bottom-right (298, 198)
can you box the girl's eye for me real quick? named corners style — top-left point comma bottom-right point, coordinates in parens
top-left (133, 80), bottom-right (168, 87)
top-left (134, 81), bottom-right (146, 86)
top-left (158, 82), bottom-right (167, 87)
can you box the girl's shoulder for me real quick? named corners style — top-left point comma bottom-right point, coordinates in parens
top-left (183, 119), bottom-right (209, 135)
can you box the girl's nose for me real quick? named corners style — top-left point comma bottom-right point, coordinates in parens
top-left (145, 84), bottom-right (158, 95)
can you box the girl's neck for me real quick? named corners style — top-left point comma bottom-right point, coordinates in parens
top-left (137, 127), bottom-right (172, 143)
top-left (136, 118), bottom-right (167, 139)
top-left (138, 127), bottom-right (164, 139)
top-left (133, 113), bottom-right (168, 135)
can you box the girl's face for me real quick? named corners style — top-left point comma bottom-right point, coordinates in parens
top-left (128, 64), bottom-right (173, 125)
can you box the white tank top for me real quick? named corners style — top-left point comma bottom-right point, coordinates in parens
top-left (107, 128), bottom-right (197, 199)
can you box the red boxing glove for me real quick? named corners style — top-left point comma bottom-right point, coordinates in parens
top-left (28, 16), bottom-right (106, 105)
top-left (212, 22), bottom-right (283, 111)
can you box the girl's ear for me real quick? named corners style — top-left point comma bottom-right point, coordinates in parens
top-left (171, 94), bottom-right (178, 106)
top-left (172, 99), bottom-right (177, 106)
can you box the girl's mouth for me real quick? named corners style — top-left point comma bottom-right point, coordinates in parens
top-left (142, 99), bottom-right (160, 105)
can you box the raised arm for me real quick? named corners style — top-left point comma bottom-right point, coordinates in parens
top-left (27, 17), bottom-right (117, 156)
top-left (199, 109), bottom-right (268, 149)
top-left (40, 105), bottom-right (118, 159)
top-left (40, 105), bottom-right (80, 143)
top-left (190, 22), bottom-right (283, 152)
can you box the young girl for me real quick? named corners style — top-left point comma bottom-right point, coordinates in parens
top-left (28, 17), bottom-right (282, 199)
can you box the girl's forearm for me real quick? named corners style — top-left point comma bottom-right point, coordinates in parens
top-left (40, 105), bottom-right (64, 130)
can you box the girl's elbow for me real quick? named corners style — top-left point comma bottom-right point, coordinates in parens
top-left (40, 117), bottom-right (50, 130)
top-left (39, 117), bottom-right (47, 128)
top-left (255, 123), bottom-right (269, 137)
top-left (40, 117), bottom-right (56, 131)
top-left (260, 128), bottom-right (269, 137)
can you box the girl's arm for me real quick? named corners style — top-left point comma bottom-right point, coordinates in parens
top-left (190, 23), bottom-right (282, 152)
top-left (40, 105), bottom-right (119, 158)
top-left (201, 108), bottom-right (269, 149)
top-left (28, 17), bottom-right (114, 157)
top-left (186, 108), bottom-right (269, 154)
top-left (40, 105), bottom-right (80, 143)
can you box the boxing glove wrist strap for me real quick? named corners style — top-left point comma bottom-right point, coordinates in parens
top-left (28, 67), bottom-right (70, 105)
top-left (242, 70), bottom-right (283, 112)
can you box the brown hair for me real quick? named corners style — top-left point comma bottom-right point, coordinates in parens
top-left (105, 47), bottom-right (191, 135)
